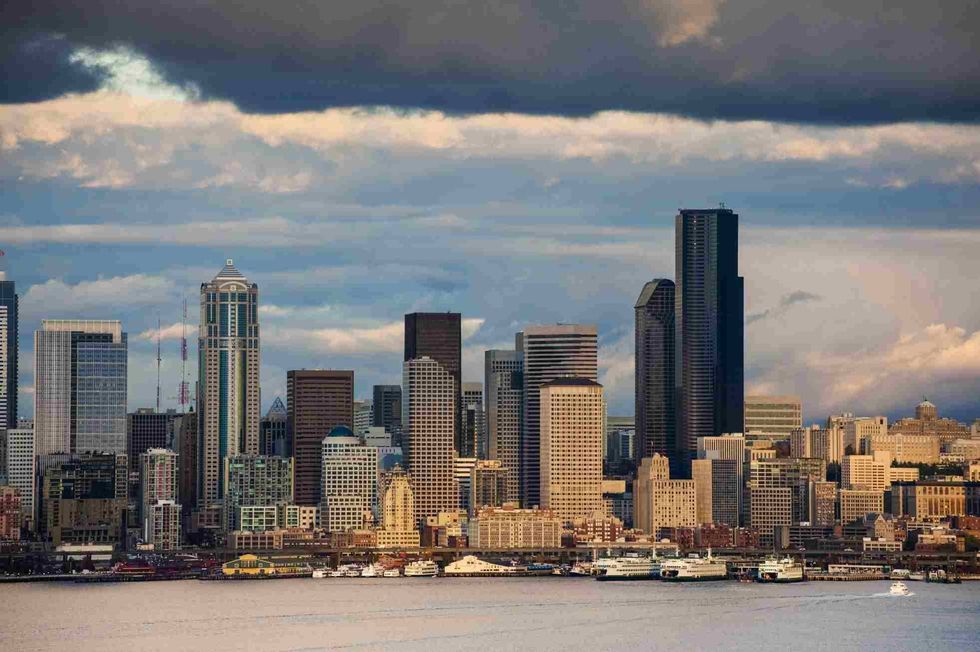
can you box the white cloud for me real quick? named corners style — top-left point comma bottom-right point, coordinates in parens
top-left (138, 321), bottom-right (196, 341)
top-left (21, 274), bottom-right (175, 320)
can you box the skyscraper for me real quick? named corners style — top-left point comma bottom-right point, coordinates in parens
top-left (675, 208), bottom-right (744, 477)
top-left (34, 320), bottom-right (127, 456)
top-left (485, 349), bottom-right (523, 504)
top-left (127, 408), bottom-right (178, 471)
top-left (461, 382), bottom-right (485, 459)
top-left (259, 397), bottom-right (289, 457)
top-left (402, 356), bottom-right (458, 524)
top-left (372, 384), bottom-right (402, 440)
top-left (320, 425), bottom-right (378, 532)
top-left (518, 324), bottom-right (597, 508)
top-left (6, 428), bottom-right (34, 531)
top-left (404, 312), bottom-right (461, 450)
top-left (634, 279), bottom-right (676, 468)
top-left (223, 455), bottom-right (293, 531)
top-left (539, 378), bottom-right (605, 523)
top-left (0, 272), bottom-right (17, 429)
top-left (197, 260), bottom-right (260, 528)
top-left (287, 370), bottom-right (354, 506)
top-left (140, 448), bottom-right (179, 547)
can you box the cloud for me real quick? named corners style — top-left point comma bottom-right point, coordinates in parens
top-left (747, 289), bottom-right (822, 324)
top-left (4, 3), bottom-right (979, 124)
top-left (138, 321), bottom-right (195, 341)
top-left (21, 274), bottom-right (175, 320)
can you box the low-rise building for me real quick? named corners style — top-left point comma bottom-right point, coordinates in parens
top-left (467, 505), bottom-right (562, 548)
top-left (862, 537), bottom-right (902, 552)
top-left (0, 485), bottom-right (21, 540)
top-left (891, 481), bottom-right (980, 519)
top-left (839, 489), bottom-right (884, 526)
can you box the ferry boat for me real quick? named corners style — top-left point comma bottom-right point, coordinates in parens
top-left (907, 572), bottom-right (926, 582)
top-left (660, 550), bottom-right (728, 582)
top-left (404, 560), bottom-right (440, 577)
top-left (595, 555), bottom-right (660, 581)
top-left (889, 581), bottom-right (911, 596)
top-left (444, 555), bottom-right (519, 576)
top-left (312, 569), bottom-right (328, 579)
top-left (361, 565), bottom-right (381, 578)
top-left (757, 557), bottom-right (804, 583)
top-left (383, 568), bottom-right (401, 578)
top-left (890, 569), bottom-right (911, 580)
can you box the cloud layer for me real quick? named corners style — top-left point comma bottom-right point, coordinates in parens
top-left (3, 2), bottom-right (980, 123)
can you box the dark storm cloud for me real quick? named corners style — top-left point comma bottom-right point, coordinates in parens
top-left (0, 33), bottom-right (104, 102)
top-left (747, 289), bottom-right (822, 324)
top-left (2, 1), bottom-right (980, 123)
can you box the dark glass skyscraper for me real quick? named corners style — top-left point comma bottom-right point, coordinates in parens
top-left (372, 384), bottom-right (402, 441)
top-left (675, 208), bottom-right (744, 477)
top-left (0, 273), bottom-right (17, 429)
top-left (634, 279), bottom-right (675, 469)
top-left (404, 312), bottom-right (461, 451)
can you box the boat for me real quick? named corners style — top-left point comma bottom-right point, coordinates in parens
top-left (404, 560), bottom-right (439, 577)
top-left (360, 565), bottom-right (381, 578)
top-left (328, 569), bottom-right (345, 578)
top-left (660, 550), bottom-right (728, 582)
top-left (889, 581), bottom-right (911, 596)
top-left (757, 557), bottom-right (804, 583)
top-left (341, 565), bottom-right (364, 578)
top-left (383, 568), bottom-right (401, 578)
top-left (926, 570), bottom-right (961, 584)
top-left (595, 555), bottom-right (660, 581)
top-left (889, 569), bottom-right (911, 580)
top-left (312, 569), bottom-right (328, 579)
top-left (569, 562), bottom-right (594, 577)
top-left (907, 572), bottom-right (926, 582)
top-left (443, 555), bottom-right (520, 576)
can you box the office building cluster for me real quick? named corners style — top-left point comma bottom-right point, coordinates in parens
top-left (2, 209), bottom-right (980, 556)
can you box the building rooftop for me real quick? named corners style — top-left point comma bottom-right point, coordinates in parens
top-left (214, 258), bottom-right (246, 281)
top-left (541, 377), bottom-right (602, 388)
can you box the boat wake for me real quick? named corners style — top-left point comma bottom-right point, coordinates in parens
top-left (872, 592), bottom-right (915, 598)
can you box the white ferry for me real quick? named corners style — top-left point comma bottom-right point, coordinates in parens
top-left (660, 550), bottom-right (728, 582)
top-left (595, 555), bottom-right (661, 581)
top-left (890, 581), bottom-right (911, 596)
top-left (757, 557), bottom-right (804, 583)
top-left (570, 562), bottom-right (594, 576)
top-left (443, 555), bottom-right (519, 576)
top-left (312, 568), bottom-right (328, 579)
top-left (404, 560), bottom-right (439, 577)
top-left (360, 565), bottom-right (382, 578)
top-left (383, 568), bottom-right (401, 578)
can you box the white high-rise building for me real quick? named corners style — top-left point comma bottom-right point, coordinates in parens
top-left (485, 349), bottom-right (523, 504)
top-left (844, 416), bottom-right (888, 454)
top-left (539, 378), bottom-right (605, 523)
top-left (518, 324), bottom-right (597, 509)
top-left (320, 426), bottom-right (378, 532)
top-left (140, 448), bottom-right (179, 545)
top-left (146, 500), bottom-right (181, 551)
top-left (34, 320), bottom-right (127, 455)
top-left (197, 260), bottom-right (260, 529)
top-left (6, 428), bottom-right (35, 531)
top-left (403, 356), bottom-right (458, 524)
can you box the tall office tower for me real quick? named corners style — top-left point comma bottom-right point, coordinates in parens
top-left (41, 453), bottom-right (128, 546)
top-left (0, 273), bottom-right (17, 429)
top-left (744, 396), bottom-right (803, 444)
top-left (461, 382), bottom-right (486, 458)
top-left (518, 324), bottom-right (598, 508)
top-left (320, 426), bottom-right (378, 532)
top-left (372, 385), bottom-right (402, 440)
top-left (127, 409), bottom-right (178, 472)
top-left (287, 370), bottom-right (353, 506)
top-left (634, 279), bottom-right (676, 468)
top-left (485, 349), bottom-right (523, 504)
top-left (809, 480), bottom-right (837, 526)
top-left (454, 456), bottom-right (478, 514)
top-left (197, 260), bottom-right (260, 528)
top-left (404, 312), bottom-right (462, 450)
top-left (259, 397), bottom-right (289, 457)
top-left (140, 448), bottom-right (179, 541)
top-left (6, 428), bottom-right (34, 531)
top-left (223, 455), bottom-right (293, 531)
top-left (402, 356), bottom-right (458, 524)
top-left (691, 458), bottom-right (739, 526)
top-left (633, 453), bottom-right (696, 536)
top-left (675, 208), bottom-right (744, 477)
top-left (353, 400), bottom-right (373, 436)
top-left (172, 412), bottom-right (197, 531)
top-left (470, 459), bottom-right (509, 515)
top-left (34, 320), bottom-right (127, 456)
top-left (697, 433), bottom-right (746, 522)
top-left (540, 378), bottom-right (605, 523)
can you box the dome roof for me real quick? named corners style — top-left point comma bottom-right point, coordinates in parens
top-left (327, 425), bottom-right (355, 438)
top-left (917, 399), bottom-right (935, 408)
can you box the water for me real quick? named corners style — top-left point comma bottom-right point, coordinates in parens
top-left (2, 578), bottom-right (978, 651)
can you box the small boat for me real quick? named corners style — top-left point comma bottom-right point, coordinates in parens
top-left (569, 562), bottom-right (594, 577)
top-left (907, 572), bottom-right (926, 582)
top-left (404, 560), bottom-right (439, 577)
top-left (889, 581), bottom-right (911, 596)
top-left (312, 569), bottom-right (328, 579)
top-left (383, 568), bottom-right (401, 578)
top-left (890, 569), bottom-right (911, 580)
top-left (757, 557), bottom-right (804, 583)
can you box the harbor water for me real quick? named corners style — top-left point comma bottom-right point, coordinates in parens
top-left (1, 578), bottom-right (978, 650)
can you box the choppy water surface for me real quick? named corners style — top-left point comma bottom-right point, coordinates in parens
top-left (2, 578), bottom-right (978, 651)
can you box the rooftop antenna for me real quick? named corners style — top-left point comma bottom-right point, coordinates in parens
top-left (155, 315), bottom-right (162, 412)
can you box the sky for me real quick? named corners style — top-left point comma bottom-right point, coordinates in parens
top-left (3, 2), bottom-right (980, 424)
